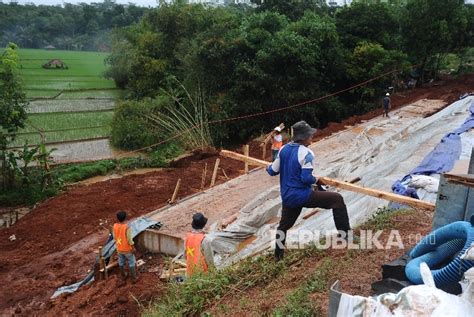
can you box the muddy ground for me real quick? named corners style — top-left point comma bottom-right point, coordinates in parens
top-left (0, 73), bottom-right (473, 316)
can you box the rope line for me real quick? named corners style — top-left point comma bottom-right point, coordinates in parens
top-left (121, 65), bottom-right (406, 157)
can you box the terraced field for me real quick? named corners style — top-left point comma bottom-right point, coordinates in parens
top-left (10, 49), bottom-right (120, 155)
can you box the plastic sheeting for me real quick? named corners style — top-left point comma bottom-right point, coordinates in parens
top-left (205, 96), bottom-right (474, 267)
top-left (51, 217), bottom-right (158, 298)
top-left (335, 263), bottom-right (474, 316)
top-left (393, 99), bottom-right (474, 200)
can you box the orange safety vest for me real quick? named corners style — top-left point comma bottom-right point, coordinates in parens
top-left (272, 134), bottom-right (283, 150)
top-left (113, 223), bottom-right (133, 253)
top-left (185, 232), bottom-right (208, 277)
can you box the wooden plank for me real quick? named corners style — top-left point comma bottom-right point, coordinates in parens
top-left (170, 178), bottom-right (182, 204)
top-left (444, 173), bottom-right (474, 187)
top-left (219, 150), bottom-right (435, 210)
top-left (243, 144), bottom-right (249, 174)
top-left (210, 158), bottom-right (220, 187)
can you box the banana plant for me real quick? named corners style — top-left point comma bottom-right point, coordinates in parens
top-left (35, 143), bottom-right (56, 188)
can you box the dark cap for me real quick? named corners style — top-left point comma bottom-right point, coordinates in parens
top-left (292, 121), bottom-right (317, 142)
top-left (191, 212), bottom-right (208, 230)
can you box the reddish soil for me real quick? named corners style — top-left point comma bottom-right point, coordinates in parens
top-left (0, 73), bottom-right (472, 316)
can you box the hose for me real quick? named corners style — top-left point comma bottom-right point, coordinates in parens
top-left (405, 220), bottom-right (474, 287)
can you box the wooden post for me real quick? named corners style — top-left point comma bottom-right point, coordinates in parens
top-left (243, 144), bottom-right (249, 174)
top-left (210, 158), bottom-right (220, 187)
top-left (98, 246), bottom-right (107, 279)
top-left (170, 178), bottom-right (182, 204)
top-left (219, 150), bottom-right (436, 210)
top-left (262, 143), bottom-right (267, 160)
top-left (200, 163), bottom-right (208, 191)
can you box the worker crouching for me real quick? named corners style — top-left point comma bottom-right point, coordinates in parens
top-left (185, 212), bottom-right (212, 277)
top-left (113, 211), bottom-right (138, 283)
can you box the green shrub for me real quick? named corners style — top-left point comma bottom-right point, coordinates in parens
top-left (111, 97), bottom-right (171, 150)
top-left (54, 160), bottom-right (117, 183)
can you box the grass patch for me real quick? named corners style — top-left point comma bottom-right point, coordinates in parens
top-left (360, 207), bottom-right (416, 231)
top-left (273, 257), bottom-right (335, 316)
top-left (145, 247), bottom-right (325, 316)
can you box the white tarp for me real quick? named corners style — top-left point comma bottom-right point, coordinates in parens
top-left (335, 263), bottom-right (474, 317)
top-left (205, 97), bottom-right (474, 267)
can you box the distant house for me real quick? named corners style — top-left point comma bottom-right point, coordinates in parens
top-left (44, 45), bottom-right (56, 50)
top-left (42, 59), bottom-right (68, 69)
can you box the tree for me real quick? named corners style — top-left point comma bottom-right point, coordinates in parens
top-left (335, 1), bottom-right (400, 50)
top-left (347, 41), bottom-right (410, 112)
top-left (0, 42), bottom-right (28, 189)
top-left (402, 0), bottom-right (468, 80)
top-left (251, 0), bottom-right (328, 20)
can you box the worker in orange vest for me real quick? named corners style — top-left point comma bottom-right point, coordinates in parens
top-left (185, 212), bottom-right (210, 277)
top-left (113, 211), bottom-right (137, 283)
top-left (271, 126), bottom-right (283, 161)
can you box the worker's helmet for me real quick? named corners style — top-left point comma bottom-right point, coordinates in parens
top-left (274, 127), bottom-right (282, 132)
top-left (386, 93), bottom-right (390, 96)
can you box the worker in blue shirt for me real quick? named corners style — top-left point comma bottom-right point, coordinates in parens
top-left (267, 121), bottom-right (352, 261)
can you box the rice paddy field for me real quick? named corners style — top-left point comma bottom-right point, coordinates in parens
top-left (9, 49), bottom-right (121, 151)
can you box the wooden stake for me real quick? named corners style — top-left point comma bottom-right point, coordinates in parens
top-left (170, 178), bottom-right (182, 204)
top-left (200, 163), bottom-right (208, 191)
top-left (219, 150), bottom-right (435, 210)
top-left (210, 158), bottom-right (220, 187)
top-left (243, 144), bottom-right (249, 174)
top-left (98, 246), bottom-right (107, 279)
top-left (262, 143), bottom-right (267, 160)
top-left (221, 167), bottom-right (229, 180)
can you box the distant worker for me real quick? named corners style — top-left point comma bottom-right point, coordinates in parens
top-left (271, 126), bottom-right (283, 161)
top-left (383, 93), bottom-right (391, 117)
top-left (113, 211), bottom-right (138, 283)
top-left (266, 121), bottom-right (353, 261)
top-left (185, 212), bottom-right (213, 277)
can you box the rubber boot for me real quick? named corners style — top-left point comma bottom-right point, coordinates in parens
top-left (275, 248), bottom-right (284, 262)
top-left (119, 266), bottom-right (128, 280)
top-left (130, 266), bottom-right (138, 284)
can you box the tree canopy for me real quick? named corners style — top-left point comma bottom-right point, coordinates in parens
top-left (0, 1), bottom-right (150, 51)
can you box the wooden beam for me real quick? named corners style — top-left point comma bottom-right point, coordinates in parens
top-left (219, 150), bottom-right (435, 210)
top-left (444, 173), bottom-right (474, 187)
top-left (318, 176), bottom-right (434, 210)
top-left (243, 144), bottom-right (250, 174)
top-left (210, 158), bottom-right (220, 187)
top-left (221, 150), bottom-right (269, 167)
top-left (170, 178), bottom-right (181, 204)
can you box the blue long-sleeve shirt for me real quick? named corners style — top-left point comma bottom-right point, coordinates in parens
top-left (266, 142), bottom-right (317, 208)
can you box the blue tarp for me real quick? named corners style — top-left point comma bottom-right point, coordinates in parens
top-left (391, 99), bottom-right (474, 203)
top-left (51, 217), bottom-right (159, 298)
